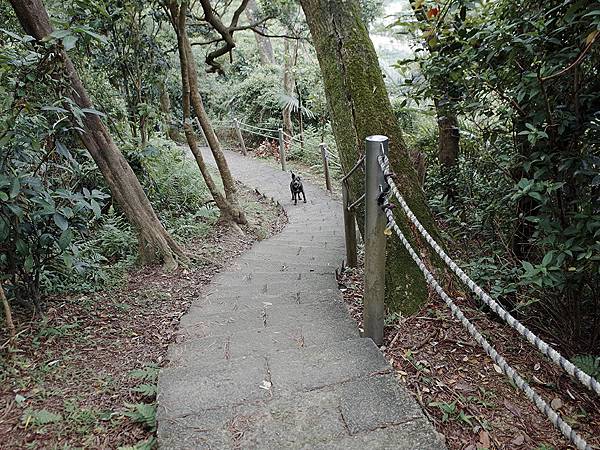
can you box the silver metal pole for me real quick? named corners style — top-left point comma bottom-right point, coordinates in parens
top-left (278, 128), bottom-right (287, 171)
top-left (320, 143), bottom-right (332, 192)
top-left (233, 119), bottom-right (247, 156)
top-left (363, 135), bottom-right (388, 346)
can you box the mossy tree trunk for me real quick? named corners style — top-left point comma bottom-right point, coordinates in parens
top-left (300, 0), bottom-right (442, 314)
top-left (10, 0), bottom-right (185, 269)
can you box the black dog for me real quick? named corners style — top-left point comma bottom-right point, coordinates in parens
top-left (290, 172), bottom-right (306, 205)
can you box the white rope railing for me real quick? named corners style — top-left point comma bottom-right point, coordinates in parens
top-left (377, 149), bottom-right (600, 398)
top-left (380, 200), bottom-right (591, 450)
top-left (237, 125), bottom-right (278, 140)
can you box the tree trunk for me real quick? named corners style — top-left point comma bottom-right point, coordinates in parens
top-left (177, 7), bottom-right (244, 216)
top-left (282, 38), bottom-right (296, 138)
top-left (300, 0), bottom-right (442, 314)
top-left (10, 0), bottom-right (185, 269)
top-left (171, 1), bottom-right (246, 225)
top-left (159, 82), bottom-right (180, 141)
top-left (245, 0), bottom-right (275, 65)
top-left (435, 100), bottom-right (460, 169)
top-left (1, 284), bottom-right (16, 346)
top-left (411, 2), bottom-right (460, 178)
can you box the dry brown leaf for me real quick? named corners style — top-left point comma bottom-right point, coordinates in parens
top-left (504, 399), bottom-right (522, 417)
top-left (479, 430), bottom-right (491, 448)
top-left (511, 435), bottom-right (525, 446)
top-left (550, 397), bottom-right (563, 410)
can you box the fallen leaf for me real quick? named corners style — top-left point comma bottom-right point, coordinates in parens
top-left (479, 430), bottom-right (491, 448)
top-left (550, 397), bottom-right (563, 410)
top-left (511, 435), bottom-right (525, 446)
top-left (493, 364), bottom-right (502, 374)
top-left (504, 399), bottom-right (522, 417)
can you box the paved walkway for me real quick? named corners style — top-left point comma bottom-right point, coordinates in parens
top-left (157, 148), bottom-right (445, 449)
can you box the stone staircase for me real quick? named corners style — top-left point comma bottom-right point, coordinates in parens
top-left (156, 148), bottom-right (445, 449)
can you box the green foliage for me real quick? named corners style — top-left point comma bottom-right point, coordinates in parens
top-left (129, 364), bottom-right (159, 383)
top-left (428, 400), bottom-right (474, 426)
top-left (123, 402), bottom-right (156, 431)
top-left (400, 0), bottom-right (600, 351)
top-left (572, 355), bottom-right (600, 381)
top-left (21, 408), bottom-right (63, 427)
top-left (0, 29), bottom-right (110, 309)
top-left (118, 437), bottom-right (156, 450)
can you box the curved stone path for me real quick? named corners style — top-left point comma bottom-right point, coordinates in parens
top-left (157, 148), bottom-right (444, 449)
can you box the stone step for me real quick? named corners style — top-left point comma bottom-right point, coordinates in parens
top-left (206, 280), bottom-right (339, 296)
top-left (249, 241), bottom-right (345, 251)
top-left (167, 319), bottom-right (359, 367)
top-left (157, 373), bottom-right (443, 450)
top-left (157, 338), bottom-right (389, 415)
top-left (178, 300), bottom-right (352, 339)
top-left (212, 271), bottom-right (334, 286)
top-left (190, 288), bottom-right (342, 315)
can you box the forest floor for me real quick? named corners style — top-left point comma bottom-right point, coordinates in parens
top-left (339, 253), bottom-right (600, 450)
top-left (0, 184), bottom-right (287, 450)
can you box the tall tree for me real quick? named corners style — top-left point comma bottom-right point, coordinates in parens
top-left (300, 0), bottom-right (442, 314)
top-left (166, 0), bottom-right (246, 224)
top-left (410, 1), bottom-right (461, 173)
top-left (282, 37), bottom-right (297, 138)
top-left (245, 0), bottom-right (275, 64)
top-left (9, 0), bottom-right (185, 268)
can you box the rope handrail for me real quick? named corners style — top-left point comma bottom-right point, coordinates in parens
top-left (377, 149), bottom-right (600, 397)
top-left (282, 130), bottom-right (304, 144)
top-left (238, 126), bottom-right (278, 140)
top-left (379, 195), bottom-right (591, 450)
top-left (237, 120), bottom-right (279, 134)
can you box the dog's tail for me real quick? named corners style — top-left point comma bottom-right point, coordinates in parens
top-left (290, 171), bottom-right (296, 180)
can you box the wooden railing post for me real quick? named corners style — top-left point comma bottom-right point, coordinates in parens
top-left (363, 135), bottom-right (388, 346)
top-left (233, 119), bottom-right (247, 156)
top-left (320, 143), bottom-right (332, 192)
top-left (342, 182), bottom-right (358, 268)
top-left (278, 128), bottom-right (287, 171)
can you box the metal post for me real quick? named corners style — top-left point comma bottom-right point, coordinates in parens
top-left (363, 135), bottom-right (388, 346)
top-left (278, 128), bottom-right (287, 171)
top-left (233, 119), bottom-right (247, 156)
top-left (320, 143), bottom-right (332, 192)
top-left (342, 182), bottom-right (358, 268)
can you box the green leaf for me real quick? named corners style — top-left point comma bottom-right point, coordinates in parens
top-left (0, 191), bottom-right (8, 201)
top-left (62, 35), bottom-right (78, 51)
top-left (50, 29), bottom-right (71, 39)
top-left (24, 256), bottom-right (34, 273)
top-left (9, 178), bottom-right (20, 199)
top-left (22, 409), bottom-right (63, 427)
top-left (541, 252), bottom-right (553, 267)
top-left (90, 199), bottom-right (101, 218)
top-left (132, 384), bottom-right (157, 397)
top-left (53, 213), bottom-right (69, 231)
top-left (58, 229), bottom-right (73, 250)
top-left (124, 403), bottom-right (156, 430)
